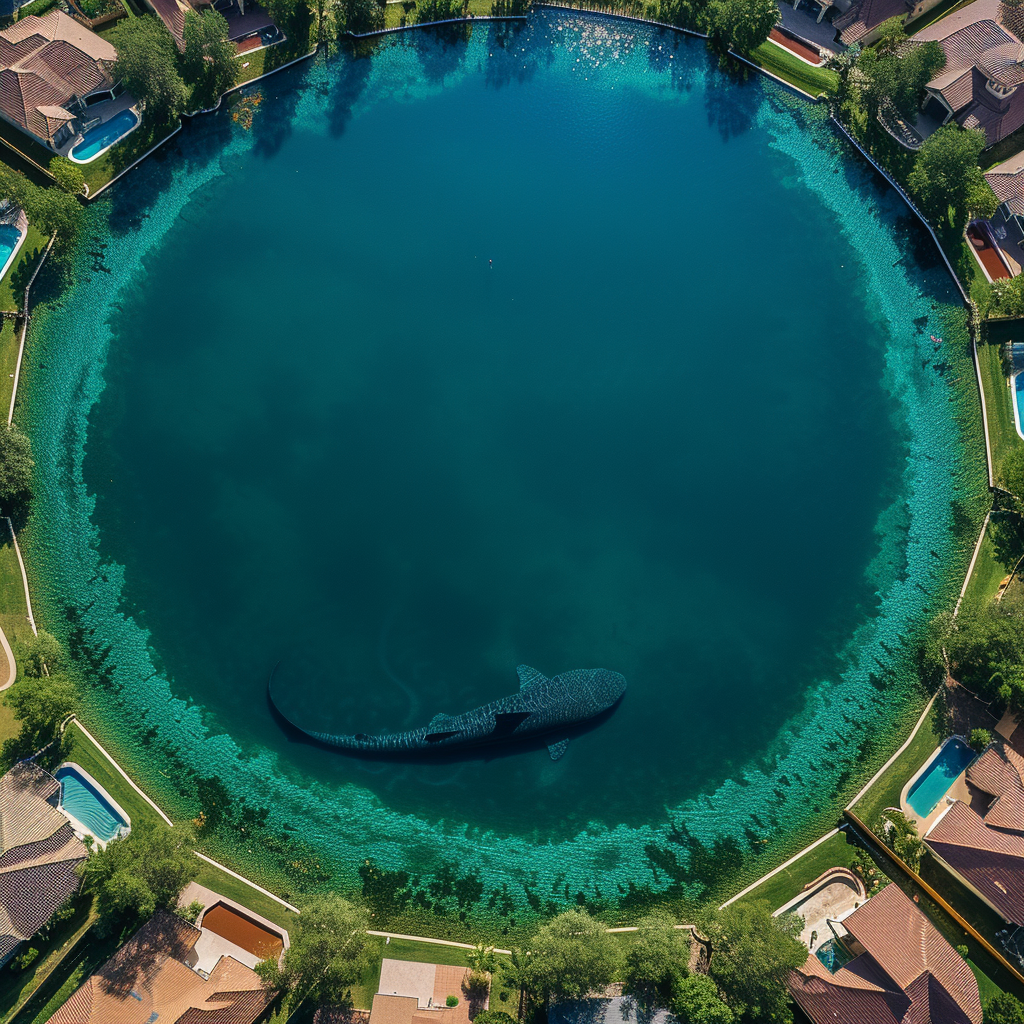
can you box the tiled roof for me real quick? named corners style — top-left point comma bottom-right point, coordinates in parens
top-left (833, 0), bottom-right (912, 44)
top-left (966, 742), bottom-right (1024, 830)
top-left (787, 884), bottom-right (982, 1024)
top-left (145, 0), bottom-right (198, 48)
top-left (0, 763), bottom-right (86, 964)
top-left (930, 66), bottom-right (978, 109)
top-left (985, 155), bottom-right (1024, 213)
top-left (926, 800), bottom-right (1024, 925)
top-left (45, 910), bottom-right (273, 1024)
top-left (960, 83), bottom-right (1024, 143)
top-left (0, 11), bottom-right (115, 147)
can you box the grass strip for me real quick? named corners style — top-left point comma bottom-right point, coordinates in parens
top-left (747, 39), bottom-right (838, 97)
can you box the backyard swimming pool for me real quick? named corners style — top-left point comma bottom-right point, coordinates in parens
top-left (0, 223), bottom-right (23, 283)
top-left (70, 109), bottom-right (139, 164)
top-left (907, 739), bottom-right (976, 818)
top-left (1013, 373), bottom-right (1024, 441)
top-left (56, 764), bottom-right (129, 842)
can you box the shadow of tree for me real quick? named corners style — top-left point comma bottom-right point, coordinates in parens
top-left (413, 21), bottom-right (473, 85)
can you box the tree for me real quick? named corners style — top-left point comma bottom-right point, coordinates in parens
top-left (108, 16), bottom-right (187, 121)
top-left (255, 895), bottom-right (369, 1008)
top-left (856, 29), bottom-right (944, 119)
top-left (987, 993), bottom-right (1024, 1024)
top-left (22, 629), bottom-right (63, 678)
top-left (48, 158), bottom-right (85, 196)
top-left (672, 974), bottom-right (734, 1024)
top-left (989, 275), bottom-right (1024, 317)
top-left (80, 821), bottom-right (200, 932)
top-left (699, 901), bottom-right (805, 1023)
top-left (1004, 445), bottom-right (1024, 499)
top-left (468, 943), bottom-right (499, 975)
top-left (265, 0), bottom-right (299, 22)
top-left (937, 603), bottom-right (1024, 699)
top-left (526, 909), bottom-right (620, 1002)
top-left (0, 422), bottom-right (33, 517)
top-left (708, 0), bottom-right (777, 54)
top-left (622, 910), bottom-right (690, 1010)
top-left (1, 672), bottom-right (76, 766)
top-left (968, 727), bottom-right (992, 751)
top-left (502, 946), bottom-right (530, 1020)
top-left (472, 1013), bottom-right (517, 1024)
top-left (908, 125), bottom-right (998, 232)
top-left (338, 0), bottom-right (385, 31)
top-left (876, 811), bottom-right (924, 871)
top-left (183, 10), bottom-right (237, 106)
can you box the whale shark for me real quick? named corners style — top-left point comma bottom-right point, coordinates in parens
top-left (268, 665), bottom-right (626, 761)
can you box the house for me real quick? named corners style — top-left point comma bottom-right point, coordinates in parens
top-left (0, 761), bottom-right (88, 967)
top-left (924, 742), bottom-right (1024, 926)
top-left (364, 959), bottom-right (486, 1024)
top-left (0, 12), bottom-right (117, 152)
top-left (913, 0), bottom-right (1024, 147)
top-left (831, 0), bottom-right (943, 46)
top-left (144, 0), bottom-right (278, 51)
top-left (787, 882), bottom-right (983, 1024)
top-left (44, 909), bottom-right (275, 1024)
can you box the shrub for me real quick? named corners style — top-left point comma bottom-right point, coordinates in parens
top-left (968, 728), bottom-right (991, 752)
top-left (446, 995), bottom-right (459, 1007)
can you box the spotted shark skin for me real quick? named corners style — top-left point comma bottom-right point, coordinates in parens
top-left (269, 665), bottom-right (626, 760)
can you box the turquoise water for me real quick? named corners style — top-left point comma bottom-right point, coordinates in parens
top-left (70, 109), bottom-right (138, 163)
top-left (1015, 373), bottom-right (1024, 440)
top-left (56, 765), bottom-right (127, 841)
top-left (906, 739), bottom-right (975, 818)
top-left (24, 14), bottom-right (985, 912)
top-left (0, 224), bottom-right (21, 279)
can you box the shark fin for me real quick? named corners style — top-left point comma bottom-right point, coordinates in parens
top-left (517, 665), bottom-right (546, 690)
top-left (547, 739), bottom-right (569, 761)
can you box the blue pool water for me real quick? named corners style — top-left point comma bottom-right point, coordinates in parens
top-left (907, 739), bottom-right (976, 818)
top-left (70, 109), bottom-right (138, 163)
top-left (1014, 374), bottom-right (1024, 440)
top-left (0, 224), bottom-right (21, 279)
top-left (815, 939), bottom-right (853, 974)
top-left (56, 766), bottom-right (127, 841)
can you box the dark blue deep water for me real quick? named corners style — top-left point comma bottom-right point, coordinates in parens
top-left (24, 13), bottom-right (985, 908)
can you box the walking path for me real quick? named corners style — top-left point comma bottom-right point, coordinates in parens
top-left (0, 611), bottom-right (13, 691)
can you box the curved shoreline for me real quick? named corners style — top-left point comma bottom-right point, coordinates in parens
top-left (14, 13), bottom-right (990, 915)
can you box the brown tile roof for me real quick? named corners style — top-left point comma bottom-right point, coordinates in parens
top-left (145, 0), bottom-right (199, 48)
top-left (0, 763), bottom-right (87, 965)
top-left (833, 0), bottom-right (912, 44)
top-left (909, 0), bottom-right (1024, 143)
top-left (966, 742), bottom-right (1024, 830)
top-left (45, 910), bottom-right (273, 1024)
top-left (0, 11), bottom-right (115, 148)
top-left (926, 800), bottom-right (1024, 925)
top-left (787, 884), bottom-right (982, 1024)
top-left (985, 153), bottom-right (1024, 213)
top-left (370, 994), bottom-right (420, 1024)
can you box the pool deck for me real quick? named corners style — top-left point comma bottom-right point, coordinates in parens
top-left (53, 93), bottom-right (138, 160)
top-left (179, 881), bottom-right (289, 973)
top-left (773, 868), bottom-right (866, 949)
top-left (899, 737), bottom-right (973, 835)
top-left (56, 759), bottom-right (132, 848)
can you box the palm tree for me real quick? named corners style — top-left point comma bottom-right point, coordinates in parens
top-left (502, 946), bottom-right (530, 1022)
top-left (468, 943), bottom-right (499, 976)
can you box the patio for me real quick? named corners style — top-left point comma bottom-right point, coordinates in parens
top-left (778, 0), bottom-right (846, 51)
top-left (51, 92), bottom-right (138, 159)
top-left (212, 0), bottom-right (278, 40)
top-left (773, 868), bottom-right (866, 949)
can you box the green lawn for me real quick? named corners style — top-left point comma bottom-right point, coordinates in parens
top-left (976, 333), bottom-right (1023, 488)
top-left (351, 938), bottom-right (521, 1016)
top-left (63, 721), bottom-right (165, 829)
top-left (732, 831), bottom-right (860, 913)
top-left (12, 928), bottom-right (121, 1024)
top-left (0, 224), bottom-right (48, 315)
top-left (849, 705), bottom-right (941, 829)
top-left (193, 859), bottom-right (299, 932)
top-left (747, 39), bottom-right (838, 98)
top-left (0, 900), bottom-right (96, 1024)
top-left (961, 513), bottom-right (1024, 609)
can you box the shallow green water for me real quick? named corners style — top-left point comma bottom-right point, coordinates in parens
top-left (24, 13), bottom-right (985, 912)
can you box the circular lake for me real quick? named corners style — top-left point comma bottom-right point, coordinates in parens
top-left (25, 11), bottom-right (981, 909)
